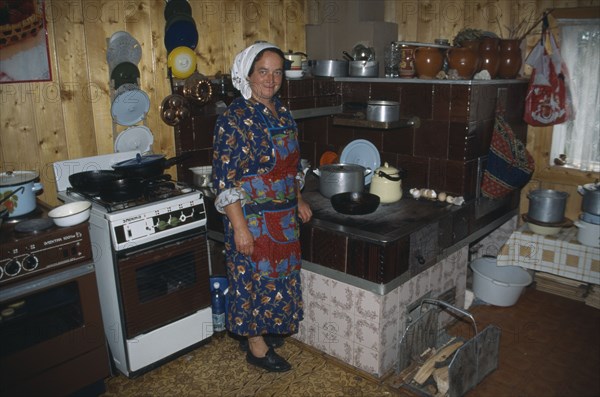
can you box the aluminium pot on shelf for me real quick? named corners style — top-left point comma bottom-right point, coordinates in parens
top-left (527, 189), bottom-right (569, 224)
top-left (578, 183), bottom-right (600, 216)
top-left (367, 100), bottom-right (400, 122)
top-left (349, 60), bottom-right (379, 77)
top-left (309, 59), bottom-right (349, 77)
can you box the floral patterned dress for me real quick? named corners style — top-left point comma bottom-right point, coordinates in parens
top-left (212, 96), bottom-right (304, 337)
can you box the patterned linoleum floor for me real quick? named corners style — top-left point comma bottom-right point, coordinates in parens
top-left (101, 334), bottom-right (406, 397)
top-left (102, 288), bottom-right (600, 397)
top-left (451, 288), bottom-right (600, 397)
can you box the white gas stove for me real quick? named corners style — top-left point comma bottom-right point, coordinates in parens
top-left (53, 152), bottom-right (213, 378)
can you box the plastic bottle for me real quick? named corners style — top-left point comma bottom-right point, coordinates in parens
top-left (211, 281), bottom-right (226, 338)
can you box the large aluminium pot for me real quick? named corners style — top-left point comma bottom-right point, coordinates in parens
top-left (0, 171), bottom-right (43, 218)
top-left (310, 59), bottom-right (349, 77)
top-left (578, 183), bottom-right (600, 216)
top-left (527, 189), bottom-right (569, 224)
top-left (313, 163), bottom-right (370, 198)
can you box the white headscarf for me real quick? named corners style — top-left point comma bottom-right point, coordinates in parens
top-left (231, 42), bottom-right (280, 100)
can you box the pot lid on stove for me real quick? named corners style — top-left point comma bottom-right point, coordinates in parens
top-left (1, 171), bottom-right (39, 186)
top-left (114, 125), bottom-right (154, 153)
top-left (113, 153), bottom-right (165, 168)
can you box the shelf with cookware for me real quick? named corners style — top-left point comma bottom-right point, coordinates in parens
top-left (332, 114), bottom-right (420, 129)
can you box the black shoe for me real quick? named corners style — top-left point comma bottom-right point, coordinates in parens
top-left (246, 347), bottom-right (291, 372)
top-left (239, 334), bottom-right (285, 352)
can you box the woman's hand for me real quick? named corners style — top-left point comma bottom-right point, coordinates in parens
top-left (233, 226), bottom-right (255, 256)
top-left (297, 197), bottom-right (312, 223)
top-left (224, 201), bottom-right (255, 256)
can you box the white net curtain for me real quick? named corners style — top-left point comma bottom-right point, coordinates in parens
top-left (551, 19), bottom-right (600, 172)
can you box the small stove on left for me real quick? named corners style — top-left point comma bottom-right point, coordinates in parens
top-left (0, 202), bottom-right (110, 396)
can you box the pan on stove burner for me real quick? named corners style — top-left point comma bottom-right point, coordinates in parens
top-left (69, 170), bottom-right (126, 196)
top-left (98, 177), bottom-right (146, 202)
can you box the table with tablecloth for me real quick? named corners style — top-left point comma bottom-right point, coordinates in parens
top-left (497, 224), bottom-right (600, 285)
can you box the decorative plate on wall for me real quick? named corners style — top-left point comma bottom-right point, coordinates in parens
top-left (340, 139), bottom-right (381, 185)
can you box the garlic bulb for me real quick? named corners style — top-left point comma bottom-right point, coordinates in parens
top-left (438, 192), bottom-right (447, 202)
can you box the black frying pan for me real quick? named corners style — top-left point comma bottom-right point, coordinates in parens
top-left (330, 192), bottom-right (380, 215)
top-left (98, 177), bottom-right (145, 202)
top-left (69, 170), bottom-right (125, 195)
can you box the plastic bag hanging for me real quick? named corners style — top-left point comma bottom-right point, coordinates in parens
top-left (523, 17), bottom-right (575, 126)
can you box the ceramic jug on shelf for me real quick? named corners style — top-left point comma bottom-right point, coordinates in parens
top-left (479, 37), bottom-right (500, 78)
top-left (447, 47), bottom-right (479, 79)
top-left (497, 39), bottom-right (522, 79)
top-left (414, 47), bottom-right (443, 79)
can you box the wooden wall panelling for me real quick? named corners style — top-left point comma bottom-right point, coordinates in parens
top-left (147, 0), bottom-right (176, 167)
top-left (0, 87), bottom-right (42, 179)
top-left (241, 0), bottom-right (272, 50)
top-left (191, 2), bottom-right (226, 76)
top-left (51, 1), bottom-right (97, 160)
top-left (82, 0), bottom-right (124, 156)
top-left (387, 0), bottom-right (417, 41)
top-left (128, 1), bottom-right (175, 164)
top-left (287, 0), bottom-right (307, 53)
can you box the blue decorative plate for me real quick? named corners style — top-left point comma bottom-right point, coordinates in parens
top-left (340, 139), bottom-right (381, 185)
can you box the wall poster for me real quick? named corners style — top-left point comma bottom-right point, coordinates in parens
top-left (0, 0), bottom-right (51, 83)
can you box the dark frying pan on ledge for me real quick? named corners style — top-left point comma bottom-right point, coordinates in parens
top-left (330, 192), bottom-right (380, 215)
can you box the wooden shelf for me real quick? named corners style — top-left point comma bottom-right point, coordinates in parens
top-left (332, 115), bottom-right (420, 129)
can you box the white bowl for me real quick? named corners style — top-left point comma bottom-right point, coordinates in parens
top-left (527, 222), bottom-right (562, 236)
top-left (285, 70), bottom-right (303, 79)
top-left (48, 201), bottom-right (91, 227)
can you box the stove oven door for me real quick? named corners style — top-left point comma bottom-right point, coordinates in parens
top-left (0, 263), bottom-right (109, 396)
top-left (117, 232), bottom-right (211, 339)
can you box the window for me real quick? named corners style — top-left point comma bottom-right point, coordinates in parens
top-left (550, 19), bottom-right (600, 172)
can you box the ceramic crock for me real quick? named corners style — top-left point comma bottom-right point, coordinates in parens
top-left (0, 171), bottom-right (43, 217)
top-left (369, 162), bottom-right (403, 203)
top-left (447, 47), bottom-right (479, 79)
top-left (497, 39), bottom-right (522, 79)
top-left (479, 37), bottom-right (500, 78)
top-left (413, 47), bottom-right (443, 79)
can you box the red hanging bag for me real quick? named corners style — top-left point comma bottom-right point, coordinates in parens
top-left (524, 25), bottom-right (575, 126)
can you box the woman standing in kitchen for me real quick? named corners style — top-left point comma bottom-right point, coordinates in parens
top-left (212, 42), bottom-right (312, 372)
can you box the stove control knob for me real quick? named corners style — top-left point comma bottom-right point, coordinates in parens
top-left (22, 255), bottom-right (39, 272)
top-left (4, 259), bottom-right (22, 277)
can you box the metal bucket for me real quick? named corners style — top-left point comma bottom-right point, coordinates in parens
top-left (527, 189), bottom-right (569, 224)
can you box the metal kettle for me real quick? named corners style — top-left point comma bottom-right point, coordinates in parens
top-left (369, 162), bottom-right (403, 203)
